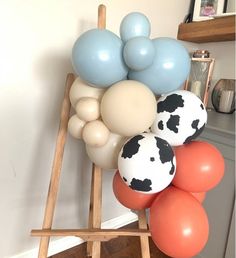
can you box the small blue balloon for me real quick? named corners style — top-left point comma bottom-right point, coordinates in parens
top-left (128, 37), bottom-right (191, 95)
top-left (72, 29), bottom-right (128, 88)
top-left (120, 12), bottom-right (151, 43)
top-left (123, 37), bottom-right (155, 71)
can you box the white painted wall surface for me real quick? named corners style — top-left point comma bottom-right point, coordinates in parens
top-left (0, 1), bottom-right (192, 257)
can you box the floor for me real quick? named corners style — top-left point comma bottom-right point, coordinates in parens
top-left (49, 222), bottom-right (169, 258)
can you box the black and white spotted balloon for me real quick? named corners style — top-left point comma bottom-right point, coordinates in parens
top-left (118, 133), bottom-right (176, 194)
top-left (151, 90), bottom-right (207, 146)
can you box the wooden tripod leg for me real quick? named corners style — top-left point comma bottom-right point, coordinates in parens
top-left (138, 210), bottom-right (151, 258)
top-left (38, 73), bottom-right (75, 258)
top-left (86, 5), bottom-right (105, 257)
top-left (87, 164), bottom-right (102, 258)
top-left (87, 164), bottom-right (95, 257)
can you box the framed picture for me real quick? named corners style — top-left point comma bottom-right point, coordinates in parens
top-left (193, 0), bottom-right (226, 21)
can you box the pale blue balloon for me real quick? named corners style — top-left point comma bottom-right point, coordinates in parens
top-left (120, 12), bottom-right (151, 43)
top-left (128, 37), bottom-right (191, 95)
top-left (123, 37), bottom-right (155, 71)
top-left (72, 29), bottom-right (128, 88)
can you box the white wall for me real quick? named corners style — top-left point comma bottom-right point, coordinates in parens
top-left (0, 1), bottom-right (192, 257)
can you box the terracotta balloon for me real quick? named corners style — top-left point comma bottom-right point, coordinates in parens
top-left (86, 133), bottom-right (127, 169)
top-left (150, 186), bottom-right (209, 258)
top-left (113, 171), bottom-right (158, 210)
top-left (173, 185), bottom-right (206, 203)
top-left (191, 191), bottom-right (206, 203)
top-left (82, 120), bottom-right (110, 147)
top-left (172, 141), bottom-right (225, 192)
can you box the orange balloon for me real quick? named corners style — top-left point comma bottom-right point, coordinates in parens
top-left (172, 185), bottom-right (206, 203)
top-left (191, 191), bottom-right (206, 203)
top-left (150, 186), bottom-right (209, 258)
top-left (172, 141), bottom-right (224, 192)
top-left (113, 171), bottom-right (158, 210)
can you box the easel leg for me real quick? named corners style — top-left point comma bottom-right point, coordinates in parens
top-left (87, 166), bottom-right (94, 257)
top-left (138, 209), bottom-right (151, 258)
top-left (38, 73), bottom-right (75, 258)
top-left (87, 164), bottom-right (102, 258)
top-left (87, 5), bottom-right (105, 256)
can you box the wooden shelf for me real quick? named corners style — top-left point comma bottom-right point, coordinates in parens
top-left (177, 15), bottom-right (235, 43)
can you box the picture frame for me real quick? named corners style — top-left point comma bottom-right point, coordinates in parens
top-left (192, 0), bottom-right (226, 21)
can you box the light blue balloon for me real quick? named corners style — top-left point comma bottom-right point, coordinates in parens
top-left (120, 12), bottom-right (151, 43)
top-left (72, 29), bottom-right (128, 88)
top-left (123, 37), bottom-right (155, 71)
top-left (128, 37), bottom-right (191, 95)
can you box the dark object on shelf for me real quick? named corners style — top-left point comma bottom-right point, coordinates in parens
top-left (211, 79), bottom-right (235, 114)
top-left (184, 0), bottom-right (195, 23)
top-left (193, 50), bottom-right (210, 58)
top-left (224, 0), bottom-right (229, 13)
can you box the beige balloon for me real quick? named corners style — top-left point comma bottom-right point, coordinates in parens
top-left (68, 115), bottom-right (86, 139)
top-left (101, 80), bottom-right (156, 136)
top-left (75, 97), bottom-right (100, 122)
top-left (69, 77), bottom-right (106, 108)
top-left (86, 133), bottom-right (127, 169)
top-left (82, 120), bottom-right (110, 147)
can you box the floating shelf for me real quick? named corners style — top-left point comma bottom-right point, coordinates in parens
top-left (177, 15), bottom-right (235, 43)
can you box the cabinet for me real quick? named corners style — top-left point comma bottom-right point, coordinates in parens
top-left (197, 110), bottom-right (235, 258)
top-left (177, 15), bottom-right (235, 43)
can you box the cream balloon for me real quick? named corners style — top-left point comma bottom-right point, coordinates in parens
top-left (75, 97), bottom-right (100, 122)
top-left (86, 133), bottom-right (127, 169)
top-left (101, 80), bottom-right (156, 136)
top-left (69, 77), bottom-right (106, 108)
top-left (82, 120), bottom-right (110, 147)
top-left (68, 115), bottom-right (86, 139)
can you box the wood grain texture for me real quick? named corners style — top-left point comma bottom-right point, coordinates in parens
top-left (87, 4), bottom-right (106, 258)
top-left (87, 165), bottom-right (95, 256)
top-left (37, 73), bottom-right (75, 258)
top-left (97, 4), bottom-right (106, 29)
top-left (138, 210), bottom-right (151, 258)
top-left (48, 222), bottom-right (169, 258)
top-left (91, 165), bottom-right (102, 258)
top-left (31, 228), bottom-right (151, 237)
top-left (177, 15), bottom-right (235, 43)
top-left (90, 4), bottom-right (106, 258)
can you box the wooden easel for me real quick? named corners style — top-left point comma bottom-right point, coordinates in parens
top-left (31, 5), bottom-right (151, 258)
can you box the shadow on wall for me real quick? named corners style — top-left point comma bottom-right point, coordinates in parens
top-left (79, 19), bottom-right (97, 32)
top-left (13, 53), bottom-right (92, 254)
top-left (23, 17), bottom-right (98, 241)
top-left (12, 16), bottom-right (116, 255)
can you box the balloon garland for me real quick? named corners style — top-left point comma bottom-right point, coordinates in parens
top-left (68, 12), bottom-right (225, 258)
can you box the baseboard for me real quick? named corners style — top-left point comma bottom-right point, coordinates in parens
top-left (11, 211), bottom-right (138, 258)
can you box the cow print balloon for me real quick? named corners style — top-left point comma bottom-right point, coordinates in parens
top-left (118, 133), bottom-right (176, 194)
top-left (151, 90), bottom-right (207, 146)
